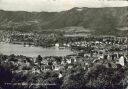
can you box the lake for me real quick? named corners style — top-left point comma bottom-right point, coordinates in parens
top-left (0, 43), bottom-right (73, 57)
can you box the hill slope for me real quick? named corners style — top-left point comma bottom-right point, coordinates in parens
top-left (0, 7), bottom-right (128, 33)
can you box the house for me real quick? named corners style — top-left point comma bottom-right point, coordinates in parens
top-left (32, 66), bottom-right (41, 74)
top-left (42, 65), bottom-right (53, 71)
top-left (66, 58), bottom-right (76, 64)
top-left (58, 72), bottom-right (63, 78)
top-left (54, 65), bottom-right (60, 71)
top-left (55, 43), bottom-right (59, 47)
top-left (117, 56), bottom-right (125, 66)
top-left (53, 65), bottom-right (64, 71)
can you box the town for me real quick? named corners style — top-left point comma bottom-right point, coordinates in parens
top-left (0, 32), bottom-right (128, 89)
top-left (1, 1), bottom-right (128, 89)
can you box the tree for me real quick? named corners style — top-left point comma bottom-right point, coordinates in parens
top-left (61, 73), bottom-right (84, 89)
top-left (0, 65), bottom-right (13, 83)
top-left (36, 55), bottom-right (43, 66)
top-left (61, 66), bottom-right (85, 89)
top-left (84, 64), bottom-right (125, 89)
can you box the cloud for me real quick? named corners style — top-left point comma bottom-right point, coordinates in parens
top-left (0, 0), bottom-right (128, 12)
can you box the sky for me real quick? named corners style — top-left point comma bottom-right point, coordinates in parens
top-left (0, 0), bottom-right (128, 12)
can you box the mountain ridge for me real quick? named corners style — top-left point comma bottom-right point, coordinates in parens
top-left (0, 6), bottom-right (128, 33)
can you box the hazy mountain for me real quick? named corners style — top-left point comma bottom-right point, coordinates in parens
top-left (0, 7), bottom-right (128, 33)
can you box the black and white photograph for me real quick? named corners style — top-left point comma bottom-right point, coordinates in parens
top-left (0, 0), bottom-right (128, 89)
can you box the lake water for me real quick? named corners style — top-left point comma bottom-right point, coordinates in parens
top-left (0, 43), bottom-right (73, 57)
